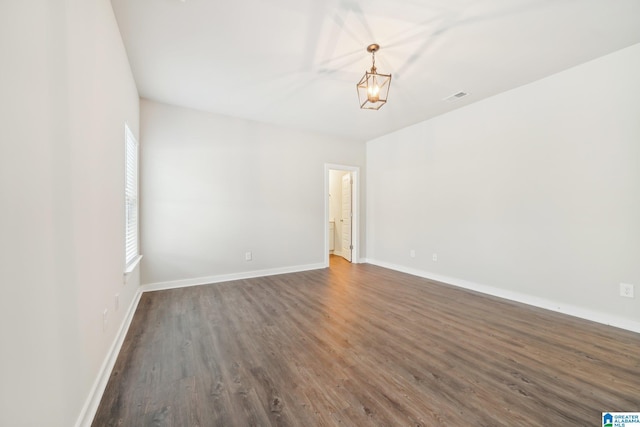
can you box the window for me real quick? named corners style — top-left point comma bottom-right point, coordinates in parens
top-left (125, 124), bottom-right (140, 271)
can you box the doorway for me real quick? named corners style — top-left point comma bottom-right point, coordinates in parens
top-left (324, 164), bottom-right (360, 267)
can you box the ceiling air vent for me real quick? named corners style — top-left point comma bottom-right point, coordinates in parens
top-left (443, 91), bottom-right (469, 102)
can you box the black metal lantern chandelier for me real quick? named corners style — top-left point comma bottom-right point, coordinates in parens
top-left (356, 44), bottom-right (391, 110)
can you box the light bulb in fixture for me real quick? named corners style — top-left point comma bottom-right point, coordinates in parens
top-left (367, 79), bottom-right (380, 103)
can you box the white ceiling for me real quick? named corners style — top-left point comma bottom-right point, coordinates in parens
top-left (110, 0), bottom-right (640, 142)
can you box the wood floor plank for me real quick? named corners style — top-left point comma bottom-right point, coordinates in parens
top-left (92, 256), bottom-right (640, 426)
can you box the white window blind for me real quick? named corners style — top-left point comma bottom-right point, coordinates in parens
top-left (125, 124), bottom-right (139, 268)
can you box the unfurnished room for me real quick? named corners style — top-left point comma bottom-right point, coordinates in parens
top-left (1, 1), bottom-right (639, 426)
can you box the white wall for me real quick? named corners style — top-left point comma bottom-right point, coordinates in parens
top-left (140, 100), bottom-right (366, 286)
top-left (367, 43), bottom-right (640, 331)
top-left (0, 1), bottom-right (140, 426)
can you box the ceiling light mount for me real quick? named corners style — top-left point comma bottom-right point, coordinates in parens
top-left (367, 43), bottom-right (380, 53)
top-left (357, 44), bottom-right (391, 110)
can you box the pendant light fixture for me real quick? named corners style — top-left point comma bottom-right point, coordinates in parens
top-left (356, 44), bottom-right (391, 110)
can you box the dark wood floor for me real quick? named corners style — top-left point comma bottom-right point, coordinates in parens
top-left (93, 256), bottom-right (640, 426)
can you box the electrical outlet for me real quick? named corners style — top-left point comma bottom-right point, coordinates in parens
top-left (432, 253), bottom-right (438, 262)
top-left (115, 293), bottom-right (120, 312)
top-left (103, 309), bottom-right (108, 332)
top-left (245, 251), bottom-right (252, 261)
top-left (620, 283), bottom-right (634, 298)
top-left (410, 250), bottom-right (415, 258)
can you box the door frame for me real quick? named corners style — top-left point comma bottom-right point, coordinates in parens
top-left (324, 163), bottom-right (360, 267)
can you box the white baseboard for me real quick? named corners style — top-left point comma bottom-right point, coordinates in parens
top-left (141, 262), bottom-right (326, 292)
top-left (75, 288), bottom-right (143, 427)
top-left (366, 258), bottom-right (640, 334)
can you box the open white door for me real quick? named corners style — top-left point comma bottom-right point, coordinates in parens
top-left (324, 164), bottom-right (359, 267)
top-left (341, 173), bottom-right (352, 262)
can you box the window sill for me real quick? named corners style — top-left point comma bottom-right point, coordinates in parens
top-left (124, 255), bottom-right (143, 274)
